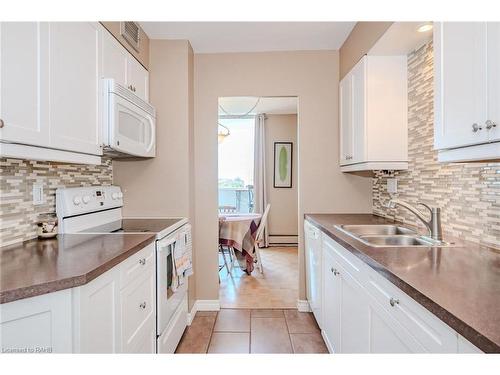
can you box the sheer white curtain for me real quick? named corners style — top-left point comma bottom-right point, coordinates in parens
top-left (253, 113), bottom-right (269, 247)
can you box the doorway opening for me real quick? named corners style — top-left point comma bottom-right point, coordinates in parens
top-left (217, 96), bottom-right (299, 308)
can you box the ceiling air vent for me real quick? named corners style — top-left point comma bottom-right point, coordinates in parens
top-left (120, 21), bottom-right (140, 51)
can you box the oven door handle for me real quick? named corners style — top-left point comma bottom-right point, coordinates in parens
top-left (157, 237), bottom-right (177, 254)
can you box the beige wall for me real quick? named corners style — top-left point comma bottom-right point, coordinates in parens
top-left (194, 51), bottom-right (373, 302)
top-left (339, 22), bottom-right (393, 79)
top-left (113, 40), bottom-right (196, 307)
top-left (101, 22), bottom-right (150, 69)
top-left (265, 114), bottom-right (298, 239)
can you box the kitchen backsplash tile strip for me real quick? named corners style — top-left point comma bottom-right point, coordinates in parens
top-left (0, 158), bottom-right (113, 247)
top-left (372, 41), bottom-right (500, 249)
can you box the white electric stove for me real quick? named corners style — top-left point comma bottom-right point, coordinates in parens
top-left (56, 185), bottom-right (191, 353)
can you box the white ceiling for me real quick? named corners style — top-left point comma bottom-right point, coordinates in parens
top-left (368, 22), bottom-right (433, 56)
top-left (140, 22), bottom-right (355, 53)
top-left (219, 97), bottom-right (297, 115)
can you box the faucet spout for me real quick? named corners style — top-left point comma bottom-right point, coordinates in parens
top-left (387, 199), bottom-right (443, 241)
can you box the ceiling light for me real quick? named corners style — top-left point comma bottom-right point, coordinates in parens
top-left (417, 22), bottom-right (433, 33)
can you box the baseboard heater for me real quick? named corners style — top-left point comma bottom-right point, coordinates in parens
top-left (269, 235), bottom-right (298, 246)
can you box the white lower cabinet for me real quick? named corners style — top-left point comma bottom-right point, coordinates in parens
top-left (322, 243), bottom-right (370, 353)
top-left (308, 220), bottom-right (484, 353)
top-left (0, 289), bottom-right (73, 353)
top-left (0, 243), bottom-right (156, 353)
top-left (120, 269), bottom-right (155, 353)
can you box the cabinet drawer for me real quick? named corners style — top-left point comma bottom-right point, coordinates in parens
top-left (366, 271), bottom-right (457, 352)
top-left (322, 234), bottom-right (367, 282)
top-left (120, 270), bottom-right (155, 353)
top-left (119, 242), bottom-right (155, 288)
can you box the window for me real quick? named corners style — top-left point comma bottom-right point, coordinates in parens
top-left (218, 118), bottom-right (255, 213)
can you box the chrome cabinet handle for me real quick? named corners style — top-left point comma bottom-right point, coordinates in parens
top-left (330, 267), bottom-right (340, 276)
top-left (139, 258), bottom-right (146, 265)
top-left (0, 119), bottom-right (4, 128)
top-left (472, 123), bottom-right (482, 132)
top-left (389, 297), bottom-right (400, 307)
top-left (139, 302), bottom-right (146, 309)
top-left (486, 120), bottom-right (497, 130)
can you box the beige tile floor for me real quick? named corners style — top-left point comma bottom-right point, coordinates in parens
top-left (175, 308), bottom-right (328, 354)
top-left (219, 246), bottom-right (299, 309)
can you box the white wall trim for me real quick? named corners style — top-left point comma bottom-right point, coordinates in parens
top-left (296, 299), bottom-right (311, 312)
top-left (187, 299), bottom-right (220, 325)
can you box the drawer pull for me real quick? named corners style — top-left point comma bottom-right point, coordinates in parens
top-left (139, 302), bottom-right (147, 309)
top-left (389, 297), bottom-right (400, 307)
top-left (331, 267), bottom-right (340, 276)
top-left (139, 258), bottom-right (146, 266)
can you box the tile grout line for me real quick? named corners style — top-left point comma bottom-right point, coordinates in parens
top-left (205, 310), bottom-right (218, 354)
top-left (249, 311), bottom-right (252, 354)
top-left (282, 310), bottom-right (295, 353)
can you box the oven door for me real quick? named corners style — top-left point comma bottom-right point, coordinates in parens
top-left (108, 93), bottom-right (155, 157)
top-left (156, 233), bottom-right (188, 336)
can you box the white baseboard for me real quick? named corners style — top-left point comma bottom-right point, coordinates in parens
top-left (187, 303), bottom-right (197, 326)
top-left (296, 299), bottom-right (311, 312)
top-left (187, 299), bottom-right (220, 325)
top-left (321, 329), bottom-right (334, 353)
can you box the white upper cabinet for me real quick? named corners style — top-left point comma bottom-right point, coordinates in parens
top-left (101, 29), bottom-right (149, 102)
top-left (127, 56), bottom-right (149, 102)
top-left (101, 30), bottom-right (128, 87)
top-left (339, 72), bottom-right (352, 166)
top-left (339, 55), bottom-right (408, 172)
top-left (434, 22), bottom-right (500, 162)
top-left (0, 22), bottom-right (50, 147)
top-left (49, 22), bottom-right (102, 156)
top-left (1, 22), bottom-right (150, 163)
top-left (487, 23), bottom-right (500, 143)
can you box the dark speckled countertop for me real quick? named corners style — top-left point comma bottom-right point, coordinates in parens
top-left (0, 233), bottom-right (156, 304)
top-left (305, 213), bottom-right (500, 353)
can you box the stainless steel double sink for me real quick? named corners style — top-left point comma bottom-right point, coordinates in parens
top-left (335, 224), bottom-right (451, 247)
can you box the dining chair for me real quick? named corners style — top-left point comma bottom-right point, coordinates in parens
top-left (218, 217), bottom-right (234, 276)
top-left (253, 204), bottom-right (271, 274)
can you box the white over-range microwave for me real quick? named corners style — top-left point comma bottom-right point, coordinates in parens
top-left (102, 78), bottom-right (156, 158)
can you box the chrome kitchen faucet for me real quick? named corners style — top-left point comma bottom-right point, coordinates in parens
top-left (386, 199), bottom-right (443, 241)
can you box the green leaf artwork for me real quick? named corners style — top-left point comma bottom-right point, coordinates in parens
top-left (279, 145), bottom-right (288, 182)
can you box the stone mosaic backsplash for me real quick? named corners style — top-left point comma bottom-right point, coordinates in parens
top-left (372, 41), bottom-right (500, 249)
top-left (0, 158), bottom-right (112, 247)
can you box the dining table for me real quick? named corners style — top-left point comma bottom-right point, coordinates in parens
top-left (218, 213), bottom-right (262, 273)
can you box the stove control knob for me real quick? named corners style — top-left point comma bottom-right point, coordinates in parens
top-left (73, 196), bottom-right (82, 205)
top-left (112, 192), bottom-right (119, 200)
top-left (82, 195), bottom-right (91, 204)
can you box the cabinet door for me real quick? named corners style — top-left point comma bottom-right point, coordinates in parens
top-left (322, 248), bottom-right (341, 353)
top-left (120, 269), bottom-right (155, 353)
top-left (77, 267), bottom-right (120, 353)
top-left (368, 299), bottom-right (423, 353)
top-left (487, 22), bottom-right (500, 142)
top-left (101, 29), bottom-right (127, 86)
top-left (434, 22), bottom-right (489, 150)
top-left (350, 57), bottom-right (366, 164)
top-left (0, 22), bottom-right (50, 146)
top-left (337, 263), bottom-right (370, 353)
top-left (127, 56), bottom-right (149, 102)
top-left (48, 22), bottom-right (102, 155)
top-left (0, 289), bottom-right (72, 353)
top-left (339, 74), bottom-right (352, 165)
